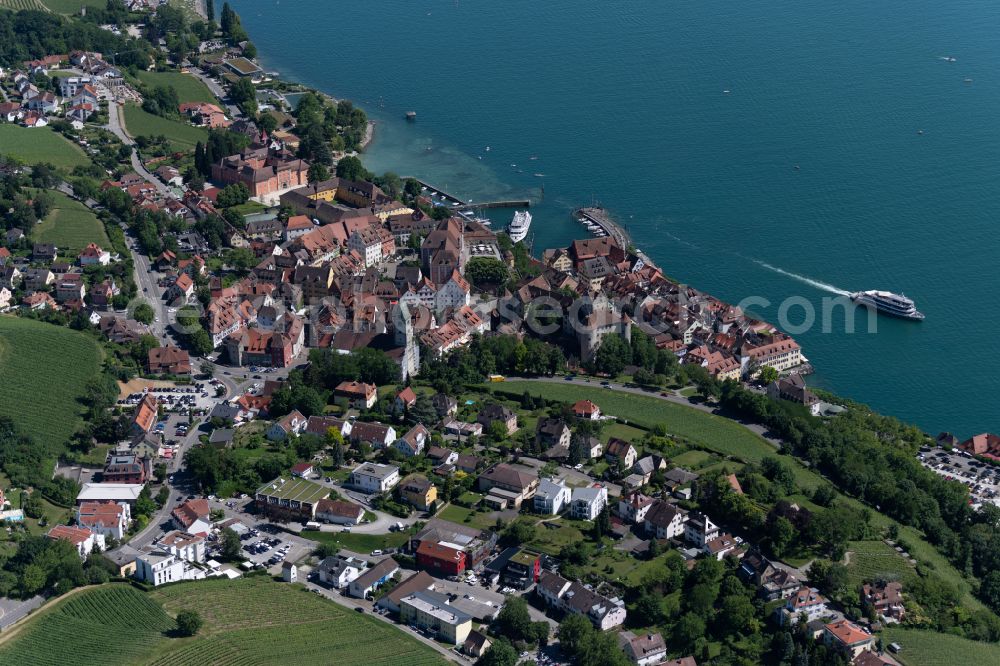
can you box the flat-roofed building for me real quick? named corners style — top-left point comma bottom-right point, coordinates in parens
top-left (255, 476), bottom-right (330, 521)
top-left (399, 589), bottom-right (473, 645)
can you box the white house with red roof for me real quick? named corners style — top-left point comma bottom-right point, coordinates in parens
top-left (572, 399), bottom-right (601, 420)
top-left (76, 501), bottom-right (131, 539)
top-left (171, 498), bottom-right (212, 534)
top-left (78, 242), bottom-right (110, 266)
top-left (267, 409), bottom-right (307, 441)
top-left (290, 462), bottom-right (314, 478)
top-left (777, 586), bottom-right (828, 625)
top-left (48, 525), bottom-right (104, 558)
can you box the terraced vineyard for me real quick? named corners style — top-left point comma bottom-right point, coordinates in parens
top-left (0, 0), bottom-right (47, 10)
top-left (0, 586), bottom-right (173, 665)
top-left (148, 577), bottom-right (445, 665)
top-left (844, 540), bottom-right (916, 590)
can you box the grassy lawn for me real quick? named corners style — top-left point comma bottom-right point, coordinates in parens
top-left (135, 70), bottom-right (217, 104)
top-left (33, 190), bottom-right (110, 251)
top-left (229, 201), bottom-right (268, 217)
top-left (308, 529), bottom-right (411, 554)
top-left (0, 316), bottom-right (102, 457)
top-left (437, 503), bottom-right (497, 531)
top-left (0, 579), bottom-right (446, 665)
top-left (494, 381), bottom-right (777, 464)
top-left (0, 125), bottom-right (90, 169)
top-left (602, 422), bottom-right (647, 442)
top-left (122, 104), bottom-right (209, 152)
top-left (881, 627), bottom-right (1000, 666)
top-left (529, 518), bottom-right (588, 556)
top-left (670, 449), bottom-right (715, 470)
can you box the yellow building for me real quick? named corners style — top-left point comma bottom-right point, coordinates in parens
top-left (400, 475), bottom-right (437, 511)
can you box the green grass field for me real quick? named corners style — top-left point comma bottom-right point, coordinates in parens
top-left (33, 190), bottom-right (110, 251)
top-left (494, 381), bottom-right (779, 465)
top-left (135, 70), bottom-right (217, 105)
top-left (0, 585), bottom-right (174, 665)
top-left (882, 627), bottom-right (1000, 666)
top-left (122, 104), bottom-right (209, 153)
top-left (0, 125), bottom-right (90, 169)
top-left (147, 577), bottom-right (445, 665)
top-left (309, 529), bottom-right (410, 554)
top-left (0, 316), bottom-right (102, 454)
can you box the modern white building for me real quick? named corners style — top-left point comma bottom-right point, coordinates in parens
top-left (47, 525), bottom-right (105, 559)
top-left (570, 485), bottom-right (608, 521)
top-left (533, 478), bottom-right (571, 516)
top-left (317, 554), bottom-right (368, 589)
top-left (350, 463), bottom-right (401, 494)
top-left (134, 548), bottom-right (206, 587)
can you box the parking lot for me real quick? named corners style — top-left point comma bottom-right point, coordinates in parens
top-left (919, 446), bottom-right (1000, 506)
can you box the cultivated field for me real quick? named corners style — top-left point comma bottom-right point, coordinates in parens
top-left (0, 0), bottom-right (47, 10)
top-left (38, 0), bottom-right (104, 12)
top-left (0, 316), bottom-right (102, 453)
top-left (122, 104), bottom-right (208, 152)
top-left (882, 627), bottom-right (1000, 666)
top-left (135, 71), bottom-right (217, 105)
top-left (34, 190), bottom-right (110, 250)
top-left (0, 125), bottom-right (90, 169)
top-left (844, 540), bottom-right (915, 590)
top-left (147, 577), bottom-right (446, 665)
top-left (0, 586), bottom-right (173, 665)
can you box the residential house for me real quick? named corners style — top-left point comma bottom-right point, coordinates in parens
top-left (348, 557), bottom-right (400, 599)
top-left (135, 548), bottom-right (205, 586)
top-left (620, 631), bottom-right (668, 666)
top-left (534, 478), bottom-right (571, 515)
top-left (348, 421), bottom-right (397, 449)
top-left (478, 463), bottom-right (539, 509)
top-left (317, 554), bottom-right (368, 588)
top-left (536, 418), bottom-right (571, 450)
top-left (290, 462), bottom-right (314, 478)
top-left (767, 375), bottom-right (821, 416)
top-left (427, 446), bottom-right (459, 467)
top-left (377, 570), bottom-right (435, 614)
top-left (305, 415), bottom-right (352, 440)
top-left (400, 475), bottom-right (437, 511)
top-left (335, 380), bottom-right (378, 409)
top-left (22, 291), bottom-right (56, 311)
top-left (281, 561), bottom-right (297, 583)
top-left (861, 581), bottom-right (905, 623)
top-left (822, 620), bottom-right (876, 659)
top-left (463, 631), bottom-right (492, 660)
top-left (350, 463), bottom-right (401, 494)
top-left (266, 409), bottom-right (307, 441)
top-left (33, 243), bottom-right (57, 262)
top-left (617, 491), bottom-right (655, 524)
top-left (643, 501), bottom-right (687, 540)
top-left (777, 587), bottom-right (828, 626)
top-left (536, 571), bottom-right (627, 630)
top-left (159, 530), bottom-right (206, 563)
top-left (78, 243), bottom-right (111, 266)
top-left (131, 394), bottom-right (158, 435)
top-left (572, 399), bottom-right (602, 420)
top-left (171, 498), bottom-right (212, 534)
top-left (570, 484), bottom-right (608, 521)
top-left (704, 533), bottom-right (740, 560)
top-left (102, 453), bottom-right (148, 484)
top-left (47, 525), bottom-right (104, 558)
top-left (432, 393), bottom-right (458, 418)
top-left (476, 403), bottom-right (518, 436)
top-left (76, 501), bottom-right (131, 539)
top-left (394, 386), bottom-right (418, 412)
top-left (55, 273), bottom-right (86, 303)
top-left (395, 424), bottom-right (429, 457)
top-left (315, 498), bottom-right (364, 525)
top-left (0, 286), bottom-right (11, 310)
top-left (605, 438), bottom-right (638, 469)
top-left (684, 512), bottom-right (720, 547)
top-left (738, 552), bottom-right (800, 601)
top-left (147, 345), bottom-right (191, 375)
top-left (399, 590), bottom-right (473, 645)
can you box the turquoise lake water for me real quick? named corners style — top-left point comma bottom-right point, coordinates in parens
top-left (232, 0), bottom-right (1000, 437)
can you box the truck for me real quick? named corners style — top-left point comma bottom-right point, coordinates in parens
top-left (304, 521), bottom-right (321, 531)
top-left (488, 374), bottom-right (506, 382)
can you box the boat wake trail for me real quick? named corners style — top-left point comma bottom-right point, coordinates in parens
top-left (753, 261), bottom-right (850, 296)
